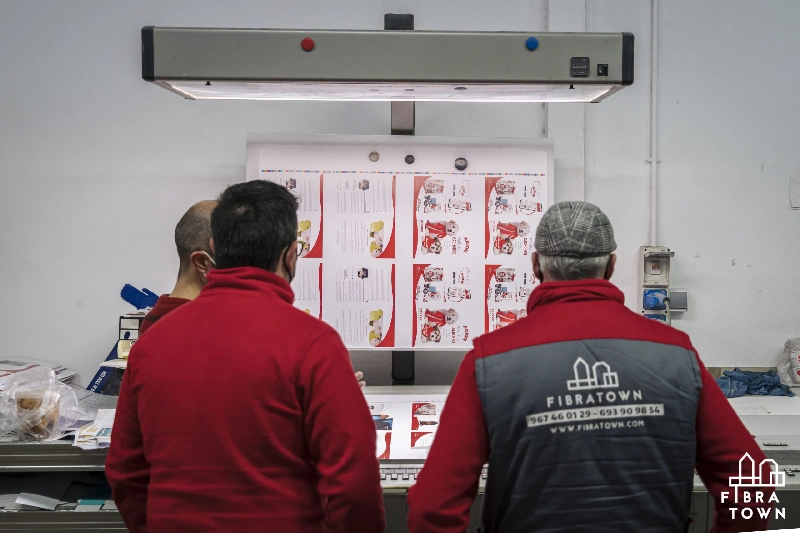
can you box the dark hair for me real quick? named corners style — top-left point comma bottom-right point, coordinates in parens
top-left (175, 200), bottom-right (217, 273)
top-left (211, 181), bottom-right (299, 272)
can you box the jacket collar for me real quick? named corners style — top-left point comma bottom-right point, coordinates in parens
top-left (527, 278), bottom-right (624, 312)
top-left (201, 267), bottom-right (295, 304)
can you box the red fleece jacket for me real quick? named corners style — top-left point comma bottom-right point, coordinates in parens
top-left (107, 267), bottom-right (384, 533)
top-left (138, 295), bottom-right (189, 336)
top-left (408, 279), bottom-right (771, 533)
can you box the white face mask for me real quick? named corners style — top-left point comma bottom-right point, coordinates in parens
top-left (201, 251), bottom-right (216, 284)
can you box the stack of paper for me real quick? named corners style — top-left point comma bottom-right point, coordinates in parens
top-left (0, 358), bottom-right (78, 391)
top-left (73, 409), bottom-right (115, 450)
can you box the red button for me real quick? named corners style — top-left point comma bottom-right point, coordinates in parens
top-left (301, 37), bottom-right (314, 51)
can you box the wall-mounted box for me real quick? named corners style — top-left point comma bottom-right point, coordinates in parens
top-left (642, 311), bottom-right (669, 324)
top-left (643, 289), bottom-right (668, 311)
top-left (668, 289), bottom-right (688, 311)
top-left (639, 246), bottom-right (674, 288)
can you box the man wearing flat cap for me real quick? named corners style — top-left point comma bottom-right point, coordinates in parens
top-left (409, 202), bottom-right (771, 533)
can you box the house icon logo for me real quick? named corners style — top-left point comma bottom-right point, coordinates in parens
top-left (729, 453), bottom-right (785, 488)
top-left (566, 357), bottom-right (619, 391)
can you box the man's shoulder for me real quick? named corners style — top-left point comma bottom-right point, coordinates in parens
top-left (283, 305), bottom-right (339, 338)
top-left (473, 303), bottom-right (695, 359)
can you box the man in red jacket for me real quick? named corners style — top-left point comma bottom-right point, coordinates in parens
top-left (408, 201), bottom-right (773, 533)
top-left (138, 200), bottom-right (366, 387)
top-left (107, 180), bottom-right (384, 533)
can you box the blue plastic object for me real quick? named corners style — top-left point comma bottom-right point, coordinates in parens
top-left (525, 36), bottom-right (539, 51)
top-left (120, 284), bottom-right (159, 309)
top-left (643, 289), bottom-right (668, 311)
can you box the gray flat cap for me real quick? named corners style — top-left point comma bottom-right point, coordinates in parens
top-left (534, 201), bottom-right (617, 257)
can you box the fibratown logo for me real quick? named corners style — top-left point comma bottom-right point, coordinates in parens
top-left (722, 453), bottom-right (785, 520)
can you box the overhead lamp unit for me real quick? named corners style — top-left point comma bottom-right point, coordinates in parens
top-left (142, 27), bottom-right (634, 103)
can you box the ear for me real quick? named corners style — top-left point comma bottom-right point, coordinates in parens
top-left (209, 238), bottom-right (215, 255)
top-left (189, 251), bottom-right (212, 275)
top-left (532, 251), bottom-right (543, 282)
top-left (604, 254), bottom-right (617, 280)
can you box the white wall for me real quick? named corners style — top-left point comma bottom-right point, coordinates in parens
top-left (584, 0), bottom-right (800, 367)
top-left (0, 1), bottom-right (798, 387)
top-left (653, 0), bottom-right (800, 365)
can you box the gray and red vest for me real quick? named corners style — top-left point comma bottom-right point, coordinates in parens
top-left (475, 281), bottom-right (702, 532)
top-left (409, 279), bottom-right (770, 533)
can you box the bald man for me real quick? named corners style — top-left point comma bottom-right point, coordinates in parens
top-left (139, 201), bottom-right (218, 336)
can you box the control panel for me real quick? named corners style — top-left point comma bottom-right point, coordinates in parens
top-left (379, 463), bottom-right (488, 489)
top-left (638, 246), bottom-right (677, 324)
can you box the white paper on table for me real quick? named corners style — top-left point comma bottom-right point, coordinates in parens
top-left (93, 409), bottom-right (116, 428)
top-left (102, 499), bottom-right (118, 511)
top-left (365, 393), bottom-right (447, 460)
top-left (15, 475), bottom-right (72, 510)
top-left (99, 359), bottom-right (127, 369)
top-left (69, 384), bottom-right (119, 413)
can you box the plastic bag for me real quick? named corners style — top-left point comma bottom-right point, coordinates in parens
top-left (781, 338), bottom-right (800, 386)
top-left (0, 367), bottom-right (81, 441)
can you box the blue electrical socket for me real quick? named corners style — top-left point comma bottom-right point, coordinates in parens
top-left (643, 289), bottom-right (668, 311)
top-left (644, 313), bottom-right (668, 323)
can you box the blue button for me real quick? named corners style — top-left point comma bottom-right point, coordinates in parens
top-left (525, 36), bottom-right (539, 51)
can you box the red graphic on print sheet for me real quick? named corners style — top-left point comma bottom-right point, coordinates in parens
top-left (411, 402), bottom-right (438, 430)
top-left (411, 432), bottom-right (434, 448)
top-left (484, 265), bottom-right (501, 334)
top-left (375, 264), bottom-right (396, 348)
top-left (413, 175), bottom-right (430, 257)
top-left (484, 176), bottom-right (502, 259)
top-left (303, 175), bottom-right (323, 258)
top-left (377, 432), bottom-right (392, 460)
top-left (375, 176), bottom-right (396, 259)
top-left (411, 264), bottom-right (429, 346)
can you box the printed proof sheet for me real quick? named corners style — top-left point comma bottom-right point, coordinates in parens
top-left (249, 136), bottom-right (553, 349)
top-left (366, 393), bottom-right (449, 460)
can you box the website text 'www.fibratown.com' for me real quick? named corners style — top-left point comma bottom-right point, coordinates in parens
top-left (549, 419), bottom-right (646, 434)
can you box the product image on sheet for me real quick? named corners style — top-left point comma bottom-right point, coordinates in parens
top-left (485, 264), bottom-right (537, 333)
top-left (264, 172), bottom-right (323, 258)
top-left (485, 176), bottom-right (544, 259)
top-left (414, 175), bottom-right (483, 258)
top-left (489, 221), bottom-right (533, 257)
top-left (412, 264), bottom-right (481, 347)
top-left (410, 401), bottom-right (443, 436)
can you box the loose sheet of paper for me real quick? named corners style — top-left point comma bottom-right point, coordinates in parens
top-left (366, 393), bottom-right (448, 460)
top-left (16, 475), bottom-right (72, 510)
